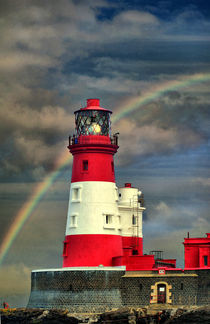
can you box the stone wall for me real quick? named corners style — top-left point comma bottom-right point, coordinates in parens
top-left (27, 268), bottom-right (125, 312)
top-left (121, 275), bottom-right (198, 307)
top-left (196, 270), bottom-right (210, 305)
top-left (27, 268), bottom-right (210, 312)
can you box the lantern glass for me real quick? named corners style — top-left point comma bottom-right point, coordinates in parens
top-left (75, 110), bottom-right (111, 136)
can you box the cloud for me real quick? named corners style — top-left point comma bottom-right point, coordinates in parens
top-left (0, 99), bottom-right (74, 174)
top-left (0, 104), bottom-right (74, 135)
top-left (115, 118), bottom-right (203, 165)
top-left (0, 53), bottom-right (55, 71)
top-left (192, 177), bottom-right (210, 187)
top-left (99, 10), bottom-right (160, 41)
top-left (14, 136), bottom-right (64, 167)
top-left (165, 8), bottom-right (210, 41)
top-left (144, 200), bottom-right (209, 234)
top-left (143, 199), bottom-right (210, 266)
top-left (0, 0), bottom-right (209, 82)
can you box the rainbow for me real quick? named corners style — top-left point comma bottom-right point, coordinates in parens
top-left (0, 150), bottom-right (71, 266)
top-left (0, 73), bottom-right (210, 266)
top-left (112, 73), bottom-right (210, 123)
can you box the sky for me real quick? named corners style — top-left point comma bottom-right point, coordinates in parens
top-left (0, 0), bottom-right (210, 307)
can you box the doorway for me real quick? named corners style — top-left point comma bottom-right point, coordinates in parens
top-left (157, 284), bottom-right (166, 303)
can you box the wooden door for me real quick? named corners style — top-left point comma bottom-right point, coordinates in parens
top-left (157, 284), bottom-right (166, 303)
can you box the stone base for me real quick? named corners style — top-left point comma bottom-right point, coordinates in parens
top-left (27, 267), bottom-right (126, 312)
top-left (27, 267), bottom-right (210, 312)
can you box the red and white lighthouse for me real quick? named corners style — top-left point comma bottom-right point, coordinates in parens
top-left (63, 99), bottom-right (123, 267)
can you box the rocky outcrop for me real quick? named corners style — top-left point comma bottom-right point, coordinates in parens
top-left (165, 305), bottom-right (210, 323)
top-left (0, 309), bottom-right (79, 324)
top-left (1, 305), bottom-right (210, 323)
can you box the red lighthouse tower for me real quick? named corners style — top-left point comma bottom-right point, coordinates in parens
top-left (63, 99), bottom-right (123, 267)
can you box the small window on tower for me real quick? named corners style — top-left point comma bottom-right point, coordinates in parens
top-left (132, 215), bottom-right (137, 225)
top-left (103, 214), bottom-right (115, 229)
top-left (70, 215), bottom-right (77, 228)
top-left (72, 188), bottom-right (79, 200)
top-left (204, 255), bottom-right (208, 266)
top-left (111, 161), bottom-right (114, 172)
top-left (132, 249), bottom-right (138, 255)
top-left (83, 160), bottom-right (88, 171)
top-left (71, 186), bottom-right (82, 202)
top-left (106, 214), bottom-right (112, 224)
top-left (63, 242), bottom-right (68, 256)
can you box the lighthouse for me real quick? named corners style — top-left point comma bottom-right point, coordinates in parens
top-left (63, 98), bottom-right (123, 267)
top-left (28, 98), bottom-right (210, 312)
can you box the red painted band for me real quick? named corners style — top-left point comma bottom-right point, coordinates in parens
top-left (63, 234), bottom-right (123, 267)
top-left (70, 150), bottom-right (117, 183)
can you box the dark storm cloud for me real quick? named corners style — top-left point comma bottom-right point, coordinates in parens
top-left (0, 0), bottom-right (210, 307)
top-left (133, 91), bottom-right (210, 136)
top-left (0, 101), bottom-right (74, 175)
top-left (114, 89), bottom-right (210, 166)
top-left (145, 200), bottom-right (209, 233)
top-left (63, 42), bottom-right (210, 86)
top-left (105, 0), bottom-right (210, 20)
top-left (0, 0), bottom-right (209, 191)
top-left (0, 0), bottom-right (210, 177)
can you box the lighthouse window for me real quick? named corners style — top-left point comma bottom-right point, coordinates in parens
top-left (103, 214), bottom-right (115, 229)
top-left (105, 215), bottom-right (112, 224)
top-left (71, 186), bottom-right (82, 202)
top-left (70, 215), bottom-right (77, 228)
top-left (132, 215), bottom-right (137, 225)
top-left (111, 161), bottom-right (114, 172)
top-left (132, 249), bottom-right (138, 255)
top-left (83, 160), bottom-right (88, 171)
top-left (204, 255), bottom-right (208, 266)
top-left (72, 188), bottom-right (79, 200)
top-left (104, 214), bottom-right (114, 225)
top-left (63, 242), bottom-right (68, 257)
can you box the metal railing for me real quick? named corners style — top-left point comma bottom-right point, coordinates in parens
top-left (68, 133), bottom-right (119, 146)
top-left (68, 135), bottom-right (78, 146)
top-left (110, 133), bottom-right (119, 145)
